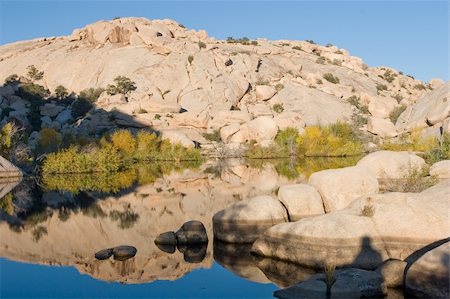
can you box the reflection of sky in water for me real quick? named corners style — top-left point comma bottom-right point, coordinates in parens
top-left (0, 259), bottom-right (277, 298)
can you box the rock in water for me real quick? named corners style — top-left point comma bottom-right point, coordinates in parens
top-left (94, 248), bottom-right (113, 260)
top-left (155, 231), bottom-right (178, 245)
top-left (175, 220), bottom-right (208, 245)
top-left (112, 245), bottom-right (137, 261)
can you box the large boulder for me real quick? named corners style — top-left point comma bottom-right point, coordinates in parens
top-left (405, 241), bottom-right (449, 299)
top-left (255, 85), bottom-right (277, 101)
top-left (308, 166), bottom-right (379, 212)
top-left (368, 97), bottom-right (398, 119)
top-left (252, 184), bottom-right (449, 269)
top-left (239, 116), bottom-right (278, 143)
top-left (175, 220), bottom-right (208, 244)
top-left (274, 268), bottom-right (387, 299)
top-left (160, 130), bottom-right (194, 148)
top-left (356, 151), bottom-right (426, 179)
top-left (277, 184), bottom-right (325, 221)
top-left (430, 160), bottom-right (450, 179)
top-left (40, 103), bottom-right (65, 117)
top-left (367, 116), bottom-right (397, 138)
top-left (213, 195), bottom-right (288, 243)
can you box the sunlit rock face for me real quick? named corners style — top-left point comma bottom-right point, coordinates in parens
top-left (0, 161), bottom-right (295, 284)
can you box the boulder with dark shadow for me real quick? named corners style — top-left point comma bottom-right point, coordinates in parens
top-left (155, 231), bottom-right (177, 245)
top-left (175, 220), bottom-right (208, 245)
top-left (112, 245), bottom-right (137, 261)
top-left (94, 248), bottom-right (113, 260)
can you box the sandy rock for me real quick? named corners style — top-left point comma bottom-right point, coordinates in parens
top-left (405, 241), bottom-right (449, 299)
top-left (207, 111), bottom-right (252, 130)
top-left (368, 97), bottom-right (398, 119)
top-left (273, 112), bottom-right (305, 133)
top-left (308, 166), bottom-right (379, 212)
top-left (375, 259), bottom-right (407, 287)
top-left (160, 130), bottom-right (194, 148)
top-left (356, 151), bottom-right (426, 179)
top-left (140, 97), bottom-right (181, 113)
top-left (240, 116), bottom-right (278, 143)
top-left (220, 123), bottom-right (240, 143)
top-left (277, 184), bottom-right (325, 220)
top-left (367, 116), bottom-right (397, 138)
top-left (430, 160), bottom-right (450, 179)
top-left (255, 85), bottom-right (277, 101)
top-left (213, 195), bottom-right (288, 243)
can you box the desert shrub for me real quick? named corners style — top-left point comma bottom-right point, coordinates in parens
top-left (383, 165), bottom-right (438, 193)
top-left (79, 87), bottom-right (105, 103)
top-left (136, 108), bottom-right (147, 114)
top-left (376, 83), bottom-right (388, 92)
top-left (275, 83), bottom-right (284, 91)
top-left (0, 192), bottom-right (14, 215)
top-left (203, 130), bottom-right (221, 142)
top-left (4, 74), bottom-right (18, 84)
top-left (414, 84), bottom-right (427, 91)
top-left (275, 128), bottom-right (299, 157)
top-left (54, 85), bottom-right (68, 99)
top-left (71, 98), bottom-right (93, 119)
top-left (323, 73), bottom-right (340, 84)
top-left (346, 96), bottom-right (369, 114)
top-left (0, 123), bottom-right (14, 155)
top-left (306, 40), bottom-right (315, 44)
top-left (297, 122), bottom-right (363, 156)
top-left (17, 82), bottom-right (49, 100)
top-left (188, 55), bottom-right (194, 65)
top-left (198, 41), bottom-right (206, 49)
top-left (37, 128), bottom-right (62, 153)
top-left (316, 79), bottom-right (323, 84)
top-left (272, 103), bottom-right (284, 113)
top-left (41, 129), bottom-right (202, 174)
top-left (424, 133), bottom-right (450, 164)
top-left (381, 69), bottom-right (397, 83)
top-left (382, 131), bottom-right (439, 153)
top-left (393, 93), bottom-right (404, 103)
top-left (107, 76), bottom-right (136, 95)
top-left (331, 59), bottom-right (342, 66)
top-left (292, 46), bottom-right (302, 51)
top-left (360, 204), bottom-right (374, 217)
top-left (110, 129), bottom-right (136, 156)
top-left (27, 65), bottom-right (44, 81)
top-left (226, 36), bottom-right (257, 45)
top-left (389, 105), bottom-right (407, 123)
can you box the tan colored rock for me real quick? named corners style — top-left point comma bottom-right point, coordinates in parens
top-left (213, 195), bottom-right (288, 243)
top-left (160, 130), bottom-right (194, 148)
top-left (273, 112), bottom-right (305, 133)
top-left (356, 151), bottom-right (426, 179)
top-left (0, 156), bottom-right (22, 178)
top-left (368, 97), bottom-right (398, 119)
top-left (367, 116), bottom-right (397, 138)
top-left (277, 184), bottom-right (324, 220)
top-left (405, 241), bottom-right (449, 299)
top-left (220, 123), bottom-right (240, 143)
top-left (255, 85), bottom-right (277, 101)
top-left (429, 160), bottom-right (450, 179)
top-left (240, 116), bottom-right (278, 142)
top-left (308, 166), bottom-right (379, 212)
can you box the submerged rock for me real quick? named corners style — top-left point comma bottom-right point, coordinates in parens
top-left (94, 248), bottom-right (113, 260)
top-left (112, 245), bottom-right (137, 261)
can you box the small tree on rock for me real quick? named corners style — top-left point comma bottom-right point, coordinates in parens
top-left (27, 65), bottom-right (44, 81)
top-left (107, 76), bottom-right (137, 96)
top-left (54, 85), bottom-right (68, 99)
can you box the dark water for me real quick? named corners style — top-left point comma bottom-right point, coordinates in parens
top-left (0, 158), bottom-right (359, 298)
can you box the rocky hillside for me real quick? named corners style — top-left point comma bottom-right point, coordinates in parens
top-left (0, 17), bottom-right (448, 149)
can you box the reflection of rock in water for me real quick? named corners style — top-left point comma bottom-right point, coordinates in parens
top-left (213, 240), bottom-right (270, 284)
top-left (178, 244), bottom-right (207, 263)
top-left (0, 162), bottom-right (296, 283)
top-left (156, 243), bottom-right (176, 254)
top-left (253, 256), bottom-right (317, 288)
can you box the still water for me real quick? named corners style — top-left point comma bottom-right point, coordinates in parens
top-left (0, 158), bottom-right (358, 298)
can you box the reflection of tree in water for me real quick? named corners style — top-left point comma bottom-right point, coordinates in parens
top-left (109, 208), bottom-right (139, 229)
top-left (0, 192), bottom-right (14, 215)
top-left (31, 225), bottom-right (48, 242)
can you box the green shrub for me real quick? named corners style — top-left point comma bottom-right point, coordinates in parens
top-left (383, 165), bottom-right (438, 193)
top-left (414, 84), bottom-right (427, 91)
top-left (110, 129), bottom-right (136, 156)
top-left (17, 82), bottom-right (50, 100)
top-left (27, 65), bottom-right (44, 81)
top-left (107, 76), bottom-right (136, 95)
top-left (381, 69), bottom-right (397, 83)
top-left (323, 73), bottom-right (340, 84)
top-left (297, 122), bottom-right (363, 157)
top-left (198, 41), bottom-right (206, 49)
top-left (79, 87), bottom-right (105, 103)
top-left (347, 96), bottom-right (369, 114)
top-left (393, 93), bottom-right (404, 103)
top-left (0, 192), bottom-right (14, 215)
top-left (389, 105), bottom-right (407, 123)
top-left (54, 85), bottom-right (68, 99)
top-left (275, 83), bottom-right (284, 91)
top-left (203, 130), bottom-right (221, 142)
top-left (275, 128), bottom-right (298, 156)
top-left (424, 133), bottom-right (450, 164)
top-left (376, 83), bottom-right (388, 92)
top-left (188, 55), bottom-right (194, 65)
top-left (272, 103), bottom-right (284, 113)
top-left (38, 128), bottom-right (62, 153)
top-left (360, 204), bottom-right (375, 217)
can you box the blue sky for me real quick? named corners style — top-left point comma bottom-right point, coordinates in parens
top-left (0, 0), bottom-right (448, 81)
